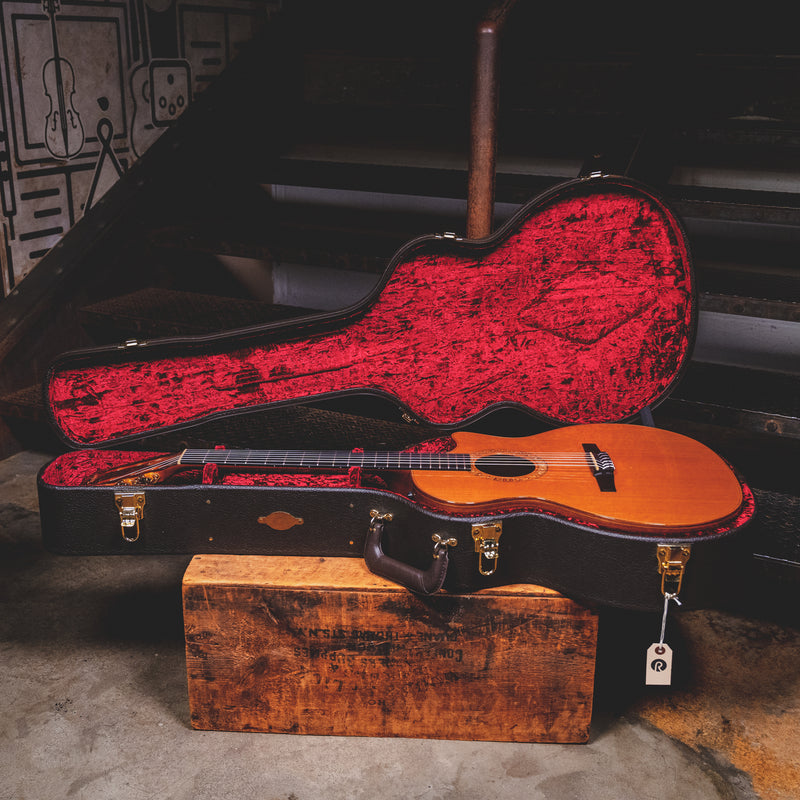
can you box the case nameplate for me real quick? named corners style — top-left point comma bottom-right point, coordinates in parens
top-left (258, 511), bottom-right (304, 530)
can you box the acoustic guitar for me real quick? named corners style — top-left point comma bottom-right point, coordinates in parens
top-left (87, 423), bottom-right (744, 534)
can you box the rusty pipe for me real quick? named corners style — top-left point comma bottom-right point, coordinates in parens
top-left (466, 0), bottom-right (517, 239)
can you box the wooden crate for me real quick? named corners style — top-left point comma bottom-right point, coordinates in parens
top-left (183, 555), bottom-right (599, 743)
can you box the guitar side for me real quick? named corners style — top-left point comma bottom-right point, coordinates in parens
top-left (410, 425), bottom-right (745, 533)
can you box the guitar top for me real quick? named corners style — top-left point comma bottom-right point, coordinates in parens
top-left (410, 425), bottom-right (744, 533)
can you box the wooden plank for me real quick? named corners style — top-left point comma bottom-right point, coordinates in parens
top-left (183, 555), bottom-right (598, 743)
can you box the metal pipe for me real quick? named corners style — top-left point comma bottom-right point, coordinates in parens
top-left (466, 0), bottom-right (517, 239)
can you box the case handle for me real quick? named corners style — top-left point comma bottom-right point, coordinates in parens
top-left (364, 510), bottom-right (456, 595)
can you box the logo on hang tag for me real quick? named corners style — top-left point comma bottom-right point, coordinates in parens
top-left (645, 642), bottom-right (673, 685)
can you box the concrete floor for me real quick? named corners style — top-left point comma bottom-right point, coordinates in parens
top-left (1, 450), bottom-right (798, 800)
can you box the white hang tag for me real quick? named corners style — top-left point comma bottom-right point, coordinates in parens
top-left (645, 642), bottom-right (673, 685)
top-left (645, 591), bottom-right (680, 685)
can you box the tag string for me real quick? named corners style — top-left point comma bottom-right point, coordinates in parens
top-left (659, 592), bottom-right (682, 644)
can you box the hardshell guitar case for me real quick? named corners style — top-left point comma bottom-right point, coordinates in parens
top-left (38, 175), bottom-right (756, 611)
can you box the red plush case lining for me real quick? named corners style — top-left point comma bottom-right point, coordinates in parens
top-left (46, 177), bottom-right (695, 448)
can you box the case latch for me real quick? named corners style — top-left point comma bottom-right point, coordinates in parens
top-left (471, 522), bottom-right (503, 576)
top-left (656, 545), bottom-right (691, 595)
top-left (115, 492), bottom-right (146, 542)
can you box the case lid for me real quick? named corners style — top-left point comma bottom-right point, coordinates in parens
top-left (46, 176), bottom-right (695, 448)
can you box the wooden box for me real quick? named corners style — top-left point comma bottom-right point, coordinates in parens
top-left (183, 555), bottom-right (599, 743)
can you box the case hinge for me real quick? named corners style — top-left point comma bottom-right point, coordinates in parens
top-left (115, 492), bottom-right (146, 542)
top-left (657, 545), bottom-right (691, 596)
top-left (471, 522), bottom-right (503, 576)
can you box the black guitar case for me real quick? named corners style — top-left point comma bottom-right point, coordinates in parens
top-left (37, 175), bottom-right (756, 611)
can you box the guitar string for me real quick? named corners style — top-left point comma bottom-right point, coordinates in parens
top-left (96, 449), bottom-right (649, 482)
top-left (179, 451), bottom-right (611, 465)
top-left (98, 456), bottom-right (596, 482)
top-left (179, 450), bottom-right (615, 458)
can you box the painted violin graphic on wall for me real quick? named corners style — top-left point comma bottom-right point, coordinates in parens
top-left (42, 0), bottom-right (84, 160)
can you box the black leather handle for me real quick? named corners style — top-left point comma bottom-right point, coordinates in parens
top-left (363, 516), bottom-right (450, 595)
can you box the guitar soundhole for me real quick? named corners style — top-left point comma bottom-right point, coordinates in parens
top-left (474, 454), bottom-right (536, 478)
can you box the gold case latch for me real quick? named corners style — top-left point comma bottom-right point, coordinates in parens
top-left (115, 492), bottom-right (146, 542)
top-left (657, 545), bottom-right (691, 596)
top-left (471, 522), bottom-right (503, 576)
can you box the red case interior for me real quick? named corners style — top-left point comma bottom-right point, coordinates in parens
top-left (46, 177), bottom-right (696, 449)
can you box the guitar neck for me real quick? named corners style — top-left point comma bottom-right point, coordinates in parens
top-left (179, 448), bottom-right (472, 472)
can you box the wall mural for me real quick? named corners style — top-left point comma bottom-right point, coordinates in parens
top-left (0, 0), bottom-right (273, 295)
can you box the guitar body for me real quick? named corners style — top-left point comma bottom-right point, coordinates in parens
top-left (410, 425), bottom-right (744, 532)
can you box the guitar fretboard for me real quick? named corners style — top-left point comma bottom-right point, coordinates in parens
top-left (179, 449), bottom-right (472, 472)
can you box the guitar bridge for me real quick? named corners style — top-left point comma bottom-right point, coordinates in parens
top-left (582, 443), bottom-right (616, 492)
